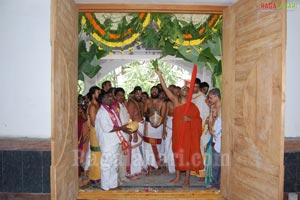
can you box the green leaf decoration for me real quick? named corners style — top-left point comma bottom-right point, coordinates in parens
top-left (140, 26), bottom-right (160, 48)
top-left (103, 18), bottom-right (113, 31)
top-left (208, 35), bottom-right (222, 57)
top-left (78, 41), bottom-right (102, 81)
top-left (78, 12), bottom-right (223, 89)
top-left (117, 16), bottom-right (128, 36)
top-left (150, 59), bottom-right (159, 69)
top-left (160, 40), bottom-right (177, 57)
top-left (90, 55), bottom-right (99, 66)
top-left (197, 47), bottom-right (218, 65)
top-left (213, 60), bottom-right (222, 76)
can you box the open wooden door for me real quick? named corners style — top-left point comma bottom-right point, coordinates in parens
top-left (222, 0), bottom-right (285, 199)
top-left (51, 0), bottom-right (78, 199)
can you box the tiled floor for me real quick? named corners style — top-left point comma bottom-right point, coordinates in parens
top-left (81, 171), bottom-right (208, 192)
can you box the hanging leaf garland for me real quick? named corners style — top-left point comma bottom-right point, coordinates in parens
top-left (78, 12), bottom-right (223, 87)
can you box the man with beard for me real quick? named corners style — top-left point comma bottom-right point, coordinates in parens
top-left (126, 86), bottom-right (147, 178)
top-left (155, 68), bottom-right (204, 188)
top-left (143, 85), bottom-right (166, 175)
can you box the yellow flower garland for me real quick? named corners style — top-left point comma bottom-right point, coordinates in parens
top-left (173, 37), bottom-right (206, 47)
top-left (91, 13), bottom-right (151, 48)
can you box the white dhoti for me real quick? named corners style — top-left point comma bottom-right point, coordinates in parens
top-left (164, 116), bottom-right (175, 173)
top-left (118, 147), bottom-right (128, 182)
top-left (84, 141), bottom-right (91, 171)
top-left (143, 122), bottom-right (163, 169)
top-left (127, 122), bottom-right (146, 178)
top-left (101, 144), bottom-right (120, 191)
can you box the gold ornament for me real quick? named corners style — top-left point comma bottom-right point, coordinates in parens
top-left (126, 120), bottom-right (139, 132)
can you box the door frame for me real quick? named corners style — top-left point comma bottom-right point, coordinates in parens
top-left (76, 3), bottom-right (226, 199)
top-left (51, 2), bottom-right (285, 199)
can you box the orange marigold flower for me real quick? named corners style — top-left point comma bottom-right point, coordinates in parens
top-left (86, 13), bottom-right (106, 36)
top-left (199, 27), bottom-right (205, 35)
top-left (110, 34), bottom-right (121, 39)
top-left (124, 28), bottom-right (131, 36)
top-left (183, 34), bottom-right (193, 39)
top-left (139, 13), bottom-right (145, 19)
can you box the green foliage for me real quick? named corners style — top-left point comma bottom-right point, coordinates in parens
top-left (78, 40), bottom-right (102, 81)
top-left (150, 59), bottom-right (159, 69)
top-left (140, 26), bottom-right (160, 48)
top-left (78, 13), bottom-right (223, 90)
top-left (94, 61), bottom-right (189, 96)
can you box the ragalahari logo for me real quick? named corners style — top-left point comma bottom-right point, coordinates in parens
top-left (260, 2), bottom-right (298, 10)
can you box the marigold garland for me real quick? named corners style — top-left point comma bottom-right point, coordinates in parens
top-left (86, 13), bottom-right (151, 48)
top-left (81, 13), bottom-right (221, 50)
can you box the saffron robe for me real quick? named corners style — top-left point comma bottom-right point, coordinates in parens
top-left (172, 103), bottom-right (204, 171)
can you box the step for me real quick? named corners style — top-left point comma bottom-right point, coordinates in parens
top-left (78, 189), bottom-right (224, 200)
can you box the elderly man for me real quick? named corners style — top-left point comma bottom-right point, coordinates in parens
top-left (206, 88), bottom-right (222, 190)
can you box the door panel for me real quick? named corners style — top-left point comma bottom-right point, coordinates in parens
top-left (222, 0), bottom-right (285, 199)
top-left (51, 0), bottom-right (78, 199)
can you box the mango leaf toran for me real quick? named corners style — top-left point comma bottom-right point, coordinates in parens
top-left (78, 12), bottom-right (223, 89)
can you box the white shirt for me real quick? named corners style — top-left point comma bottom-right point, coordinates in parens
top-left (95, 106), bottom-right (122, 152)
top-left (213, 113), bottom-right (222, 153)
top-left (119, 102), bottom-right (130, 124)
top-left (118, 102), bottom-right (130, 140)
top-left (192, 92), bottom-right (209, 124)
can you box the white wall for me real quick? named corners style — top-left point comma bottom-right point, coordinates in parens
top-left (0, 0), bottom-right (51, 138)
top-left (285, 2), bottom-right (300, 137)
top-left (0, 0), bottom-right (299, 138)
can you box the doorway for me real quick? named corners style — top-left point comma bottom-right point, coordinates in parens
top-left (51, 1), bottom-right (286, 199)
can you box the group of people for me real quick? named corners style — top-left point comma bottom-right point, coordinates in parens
top-left (77, 68), bottom-right (222, 191)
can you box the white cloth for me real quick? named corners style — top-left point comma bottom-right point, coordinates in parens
top-left (95, 106), bottom-right (122, 150)
top-left (84, 141), bottom-right (91, 171)
top-left (192, 92), bottom-right (209, 125)
top-left (192, 92), bottom-right (209, 175)
top-left (95, 106), bottom-right (122, 190)
top-left (213, 113), bottom-right (222, 153)
top-left (143, 122), bottom-right (163, 169)
top-left (164, 116), bottom-right (175, 173)
top-left (117, 102), bottom-right (130, 181)
top-left (129, 122), bottom-right (146, 175)
top-left (101, 144), bottom-right (120, 190)
top-left (119, 102), bottom-right (130, 140)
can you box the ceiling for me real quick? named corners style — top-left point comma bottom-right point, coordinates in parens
top-left (75, 0), bottom-right (238, 6)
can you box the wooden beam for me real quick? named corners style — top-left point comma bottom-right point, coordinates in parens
top-left (76, 3), bottom-right (226, 14)
top-left (284, 137), bottom-right (300, 152)
top-left (0, 139), bottom-right (50, 151)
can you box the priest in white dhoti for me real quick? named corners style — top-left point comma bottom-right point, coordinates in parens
top-left (126, 121), bottom-right (147, 179)
top-left (112, 87), bottom-right (146, 180)
top-left (143, 86), bottom-right (167, 175)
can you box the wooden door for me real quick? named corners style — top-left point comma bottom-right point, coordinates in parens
top-left (222, 0), bottom-right (285, 199)
top-left (51, 0), bottom-right (78, 199)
